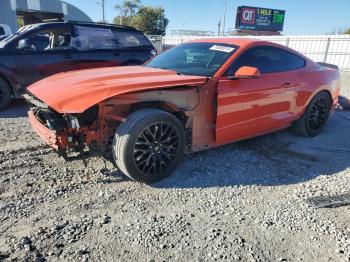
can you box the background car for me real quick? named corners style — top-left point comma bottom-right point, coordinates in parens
top-left (0, 21), bottom-right (157, 109)
top-left (0, 24), bottom-right (12, 41)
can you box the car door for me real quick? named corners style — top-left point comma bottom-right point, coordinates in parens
top-left (216, 46), bottom-right (297, 145)
top-left (72, 25), bottom-right (131, 70)
top-left (12, 26), bottom-right (76, 88)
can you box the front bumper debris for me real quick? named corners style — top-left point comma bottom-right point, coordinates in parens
top-left (28, 111), bottom-right (67, 150)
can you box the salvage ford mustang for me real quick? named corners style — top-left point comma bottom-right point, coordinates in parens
top-left (25, 38), bottom-right (341, 183)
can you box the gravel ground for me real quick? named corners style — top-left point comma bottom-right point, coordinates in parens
top-left (0, 73), bottom-right (350, 262)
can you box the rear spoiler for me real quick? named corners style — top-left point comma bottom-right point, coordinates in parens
top-left (317, 62), bottom-right (339, 70)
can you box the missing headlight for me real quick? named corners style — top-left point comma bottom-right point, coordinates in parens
top-left (35, 108), bottom-right (66, 132)
top-left (76, 105), bottom-right (99, 126)
top-left (65, 115), bottom-right (80, 130)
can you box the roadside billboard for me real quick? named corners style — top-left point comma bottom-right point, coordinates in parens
top-left (235, 6), bottom-right (286, 32)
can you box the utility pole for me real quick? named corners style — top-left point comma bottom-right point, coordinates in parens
top-left (102, 0), bottom-right (105, 23)
top-left (222, 0), bottom-right (227, 36)
top-left (98, 0), bottom-right (106, 23)
top-left (217, 20), bottom-right (221, 36)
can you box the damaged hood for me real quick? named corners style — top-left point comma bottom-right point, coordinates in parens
top-left (28, 66), bottom-right (208, 113)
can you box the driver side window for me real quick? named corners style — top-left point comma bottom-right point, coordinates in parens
top-left (16, 27), bottom-right (72, 52)
top-left (226, 46), bottom-right (305, 75)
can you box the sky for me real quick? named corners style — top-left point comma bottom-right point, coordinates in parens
top-left (64, 0), bottom-right (350, 35)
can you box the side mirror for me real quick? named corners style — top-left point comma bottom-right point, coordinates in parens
top-left (231, 66), bottom-right (260, 79)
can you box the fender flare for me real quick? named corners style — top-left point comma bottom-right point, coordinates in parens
top-left (295, 85), bottom-right (334, 119)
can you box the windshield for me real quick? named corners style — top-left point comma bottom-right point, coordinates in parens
top-left (0, 25), bottom-right (34, 47)
top-left (145, 42), bottom-right (238, 77)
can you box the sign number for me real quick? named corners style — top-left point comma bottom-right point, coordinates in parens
top-left (273, 13), bottom-right (285, 24)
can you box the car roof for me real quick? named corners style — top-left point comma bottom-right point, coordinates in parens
top-left (189, 37), bottom-right (270, 47)
top-left (26, 21), bottom-right (138, 32)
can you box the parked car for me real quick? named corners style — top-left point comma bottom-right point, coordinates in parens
top-left (25, 38), bottom-right (340, 183)
top-left (0, 21), bottom-right (156, 109)
top-left (0, 24), bottom-right (12, 41)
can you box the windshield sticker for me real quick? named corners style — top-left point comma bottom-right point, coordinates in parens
top-left (210, 45), bottom-right (235, 53)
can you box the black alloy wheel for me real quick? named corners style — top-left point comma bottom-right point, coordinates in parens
top-left (308, 96), bottom-right (330, 131)
top-left (113, 108), bottom-right (185, 184)
top-left (292, 91), bottom-right (332, 137)
top-left (133, 121), bottom-right (181, 176)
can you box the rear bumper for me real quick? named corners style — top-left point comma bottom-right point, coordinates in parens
top-left (28, 111), bottom-right (67, 150)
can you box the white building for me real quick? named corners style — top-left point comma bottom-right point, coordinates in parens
top-left (0, 0), bottom-right (92, 33)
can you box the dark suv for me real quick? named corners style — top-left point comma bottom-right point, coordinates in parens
top-left (0, 21), bottom-right (157, 109)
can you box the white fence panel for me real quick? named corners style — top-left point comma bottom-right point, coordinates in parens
top-left (146, 35), bottom-right (163, 53)
top-left (160, 35), bottom-right (350, 71)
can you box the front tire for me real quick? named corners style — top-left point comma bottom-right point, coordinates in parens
top-left (113, 108), bottom-right (185, 184)
top-left (292, 91), bottom-right (331, 137)
top-left (0, 78), bottom-right (12, 110)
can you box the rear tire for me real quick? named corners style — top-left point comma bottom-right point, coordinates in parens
top-left (292, 91), bottom-right (331, 137)
top-left (0, 78), bottom-right (12, 110)
top-left (112, 108), bottom-right (185, 184)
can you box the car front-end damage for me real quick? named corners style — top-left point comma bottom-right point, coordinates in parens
top-left (24, 80), bottom-right (214, 159)
top-left (25, 93), bottom-right (104, 156)
top-left (28, 108), bottom-right (67, 151)
top-left (24, 65), bottom-right (214, 166)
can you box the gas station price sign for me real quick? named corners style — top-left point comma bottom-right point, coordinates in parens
top-left (235, 6), bottom-right (286, 32)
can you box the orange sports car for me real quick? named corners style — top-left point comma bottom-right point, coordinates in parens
top-left (25, 38), bottom-right (341, 183)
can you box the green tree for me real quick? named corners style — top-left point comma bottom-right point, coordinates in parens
top-left (17, 17), bottom-right (24, 29)
top-left (130, 6), bottom-right (168, 35)
top-left (113, 1), bottom-right (169, 35)
top-left (344, 28), bottom-right (350, 34)
top-left (113, 0), bottom-right (141, 25)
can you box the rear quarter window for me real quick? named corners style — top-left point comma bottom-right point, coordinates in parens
top-left (73, 26), bottom-right (117, 50)
top-left (114, 31), bottom-right (152, 48)
top-left (285, 52), bottom-right (305, 70)
top-left (0, 27), bottom-right (5, 35)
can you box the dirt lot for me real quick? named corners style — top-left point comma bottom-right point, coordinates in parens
top-left (0, 73), bottom-right (350, 262)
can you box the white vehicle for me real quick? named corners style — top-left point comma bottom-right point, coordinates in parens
top-left (0, 24), bottom-right (12, 41)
